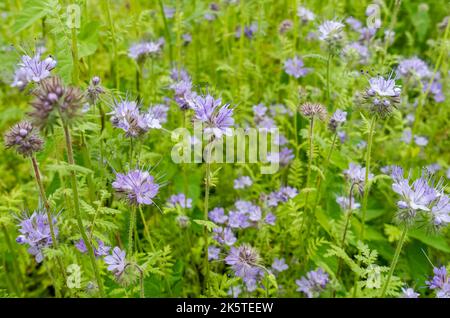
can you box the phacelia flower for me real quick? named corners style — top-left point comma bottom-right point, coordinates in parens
top-left (266, 147), bottom-right (295, 167)
top-left (29, 77), bottom-right (84, 128)
top-left (364, 73), bottom-right (401, 118)
top-left (75, 238), bottom-right (111, 258)
top-left (345, 16), bottom-right (362, 31)
top-left (208, 246), bottom-right (220, 260)
top-left (414, 135), bottom-right (428, 147)
top-left (284, 56), bottom-right (311, 79)
top-left (271, 258), bottom-right (288, 273)
top-left (12, 53), bottom-right (56, 90)
top-left (296, 268), bottom-right (329, 298)
top-left (112, 169), bottom-right (159, 205)
top-left (426, 266), bottom-right (450, 297)
top-left (297, 6), bottom-right (315, 23)
top-left (398, 57), bottom-right (431, 81)
top-left (265, 213), bottom-right (276, 225)
top-left (128, 38), bottom-right (164, 62)
top-left (318, 20), bottom-right (345, 42)
top-left (344, 163), bottom-right (374, 193)
top-left (4, 121), bottom-right (44, 157)
top-left (400, 287), bottom-right (419, 298)
top-left (328, 109), bottom-right (347, 132)
top-left (279, 19), bottom-right (293, 34)
top-left (235, 23), bottom-right (258, 39)
top-left (104, 246), bottom-right (127, 277)
top-left (86, 76), bottom-right (105, 105)
top-left (234, 176), bottom-right (253, 189)
top-left (336, 195), bottom-right (361, 211)
top-left (300, 102), bottom-right (327, 121)
top-left (147, 104), bottom-right (169, 125)
top-left (170, 78), bottom-right (195, 110)
top-left (16, 211), bottom-right (57, 263)
top-left (225, 244), bottom-right (262, 291)
top-left (209, 207), bottom-right (228, 224)
top-left (191, 94), bottom-right (234, 139)
top-left (168, 193), bottom-right (192, 209)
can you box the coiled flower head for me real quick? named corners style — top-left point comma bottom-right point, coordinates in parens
top-left (4, 121), bottom-right (43, 157)
top-left (29, 77), bottom-right (84, 128)
top-left (328, 109), bottom-right (347, 132)
top-left (300, 102), bottom-right (327, 121)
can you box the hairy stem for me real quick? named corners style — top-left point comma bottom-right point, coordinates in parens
top-left (128, 205), bottom-right (137, 255)
top-left (61, 120), bottom-right (105, 297)
top-left (203, 144), bottom-right (212, 293)
top-left (380, 226), bottom-right (408, 298)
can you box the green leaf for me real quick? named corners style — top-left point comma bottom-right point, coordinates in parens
top-left (408, 229), bottom-right (450, 253)
top-left (193, 219), bottom-right (218, 232)
top-left (13, 0), bottom-right (51, 33)
top-left (78, 21), bottom-right (100, 58)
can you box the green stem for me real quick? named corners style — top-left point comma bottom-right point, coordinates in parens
top-left (203, 145), bottom-right (212, 293)
top-left (2, 224), bottom-right (25, 295)
top-left (61, 120), bottom-right (105, 297)
top-left (158, 0), bottom-right (173, 65)
top-left (139, 206), bottom-right (155, 252)
top-left (128, 205), bottom-right (136, 255)
top-left (70, 27), bottom-right (79, 85)
top-left (105, 0), bottom-right (119, 89)
top-left (380, 226), bottom-right (408, 298)
top-left (359, 116), bottom-right (377, 241)
top-left (326, 53), bottom-right (332, 110)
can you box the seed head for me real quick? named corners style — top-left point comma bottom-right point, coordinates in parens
top-left (299, 102), bottom-right (327, 121)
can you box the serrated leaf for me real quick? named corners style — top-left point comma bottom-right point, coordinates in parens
top-left (193, 219), bottom-right (218, 232)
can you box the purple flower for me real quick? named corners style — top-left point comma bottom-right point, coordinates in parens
top-left (168, 193), bottom-right (192, 209)
top-left (110, 99), bottom-right (148, 137)
top-left (12, 53), bottom-right (57, 90)
top-left (400, 287), bottom-right (419, 298)
top-left (345, 17), bottom-right (362, 31)
top-left (329, 109), bottom-right (347, 132)
top-left (163, 6), bottom-right (175, 19)
top-left (266, 147), bottom-right (295, 166)
top-left (170, 67), bottom-right (191, 82)
top-left (76, 239), bottom-right (111, 258)
top-left (364, 73), bottom-right (401, 117)
top-left (344, 163), bottom-right (373, 192)
top-left (253, 103), bottom-right (268, 119)
top-left (234, 176), bottom-right (253, 189)
top-left (128, 38), bottom-right (164, 61)
top-left (414, 135), bottom-right (428, 147)
top-left (297, 6), bottom-right (315, 23)
top-left (147, 104), bottom-right (169, 125)
top-left (225, 244), bottom-right (262, 290)
top-left (213, 227), bottom-right (236, 245)
top-left (336, 195), bottom-right (360, 211)
top-left (338, 131), bottom-right (347, 143)
top-left (271, 258), bottom-right (288, 273)
top-left (191, 94), bottom-right (234, 138)
top-left (284, 56), bottom-right (311, 79)
top-left (209, 207), bottom-right (228, 224)
top-left (104, 246), bottom-right (127, 277)
top-left (208, 246), bottom-right (220, 260)
top-left (265, 213), bottom-right (276, 225)
top-left (296, 268), bottom-right (329, 298)
top-left (401, 128), bottom-right (412, 144)
top-left (182, 33), bottom-right (192, 45)
top-left (431, 195), bottom-right (450, 227)
top-left (112, 169), bottom-right (159, 205)
top-left (398, 57), bottom-right (431, 80)
top-left (235, 23), bottom-right (258, 39)
top-left (278, 186), bottom-right (298, 202)
top-left (16, 211), bottom-right (57, 263)
top-left (425, 80), bottom-right (445, 103)
top-left (426, 266), bottom-right (448, 290)
top-left (176, 215), bottom-right (190, 228)
top-left (228, 211), bottom-right (250, 229)
top-left (318, 20), bottom-right (345, 42)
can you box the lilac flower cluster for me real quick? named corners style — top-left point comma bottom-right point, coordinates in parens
top-left (400, 287), bottom-right (419, 298)
top-left (342, 42), bottom-right (370, 64)
top-left (426, 266), bottom-right (450, 298)
top-left (328, 109), bottom-right (347, 132)
top-left (167, 193), bottom-right (192, 209)
top-left (191, 94), bottom-right (234, 139)
top-left (112, 169), bottom-right (159, 206)
top-left (336, 195), bottom-right (360, 211)
top-left (271, 258), bottom-right (288, 274)
top-left (284, 56), bottom-right (311, 79)
top-left (235, 23), bottom-right (258, 39)
top-left (110, 99), bottom-right (162, 137)
top-left (169, 67), bottom-right (196, 110)
top-left (75, 238), bottom-right (111, 258)
top-left (391, 166), bottom-right (449, 227)
top-left (233, 176), bottom-right (253, 189)
top-left (12, 53), bottom-right (56, 90)
top-left (261, 186), bottom-right (298, 208)
top-left (16, 211), bottom-right (58, 263)
top-left (296, 268), bottom-right (329, 298)
top-left (225, 244), bottom-right (264, 292)
top-left (297, 6), bottom-right (315, 23)
top-left (344, 163), bottom-right (374, 193)
top-left (128, 38), bottom-right (165, 62)
top-left (266, 147), bottom-right (295, 167)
